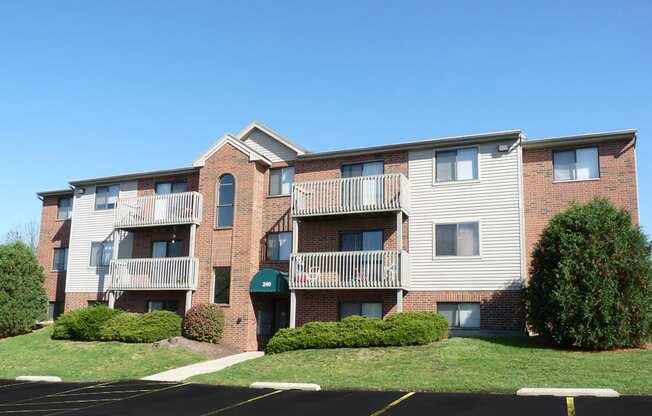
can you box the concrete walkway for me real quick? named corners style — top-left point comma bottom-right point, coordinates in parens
top-left (142, 351), bottom-right (264, 382)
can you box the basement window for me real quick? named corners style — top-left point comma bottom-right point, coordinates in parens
top-left (437, 302), bottom-right (480, 328)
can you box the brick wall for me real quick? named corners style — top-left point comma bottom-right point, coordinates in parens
top-left (523, 139), bottom-right (639, 273)
top-left (296, 289), bottom-right (524, 330)
top-left (37, 194), bottom-right (72, 303)
top-left (295, 151), bottom-right (408, 180)
top-left (194, 143), bottom-right (268, 351)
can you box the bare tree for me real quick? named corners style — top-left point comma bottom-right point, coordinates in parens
top-left (4, 219), bottom-right (39, 251)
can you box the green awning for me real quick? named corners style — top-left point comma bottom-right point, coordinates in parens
top-left (250, 269), bottom-right (289, 294)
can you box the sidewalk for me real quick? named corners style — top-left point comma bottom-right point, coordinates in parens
top-left (142, 351), bottom-right (264, 382)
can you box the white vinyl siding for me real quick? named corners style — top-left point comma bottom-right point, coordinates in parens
top-left (408, 140), bottom-right (522, 290)
top-left (65, 182), bottom-right (136, 292)
top-left (243, 130), bottom-right (298, 162)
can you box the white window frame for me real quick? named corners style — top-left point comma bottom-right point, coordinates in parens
top-left (94, 184), bottom-right (120, 211)
top-left (266, 231), bottom-right (293, 262)
top-left (52, 247), bottom-right (68, 272)
top-left (268, 166), bottom-right (295, 196)
top-left (552, 146), bottom-right (600, 183)
top-left (89, 241), bottom-right (113, 267)
top-left (432, 220), bottom-right (482, 259)
top-left (432, 146), bottom-right (480, 186)
top-left (437, 302), bottom-right (481, 328)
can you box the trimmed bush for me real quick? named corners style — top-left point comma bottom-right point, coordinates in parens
top-left (526, 199), bottom-right (652, 350)
top-left (183, 304), bottom-right (225, 343)
top-left (266, 312), bottom-right (448, 354)
top-left (52, 305), bottom-right (122, 341)
top-left (0, 242), bottom-right (48, 337)
top-left (100, 311), bottom-right (181, 343)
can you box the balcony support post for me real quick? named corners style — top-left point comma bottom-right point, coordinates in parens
top-left (396, 211), bottom-right (403, 251)
top-left (189, 224), bottom-right (197, 257)
top-left (185, 290), bottom-right (193, 313)
top-left (290, 290), bottom-right (297, 328)
top-left (292, 219), bottom-right (299, 253)
top-left (107, 291), bottom-right (115, 309)
top-left (108, 229), bottom-right (120, 309)
top-left (396, 289), bottom-right (403, 313)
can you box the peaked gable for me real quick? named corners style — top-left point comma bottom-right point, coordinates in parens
top-left (193, 134), bottom-right (272, 167)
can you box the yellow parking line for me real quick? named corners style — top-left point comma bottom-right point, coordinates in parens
top-left (0, 381), bottom-right (117, 406)
top-left (0, 410), bottom-right (79, 414)
top-left (44, 381), bottom-right (187, 416)
top-left (566, 397), bottom-right (575, 416)
top-left (369, 392), bottom-right (416, 416)
top-left (0, 382), bottom-right (30, 390)
top-left (198, 390), bottom-right (283, 416)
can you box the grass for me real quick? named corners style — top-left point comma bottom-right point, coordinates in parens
top-left (192, 337), bottom-right (652, 394)
top-left (0, 326), bottom-right (208, 381)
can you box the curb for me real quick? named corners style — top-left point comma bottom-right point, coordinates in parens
top-left (516, 388), bottom-right (620, 397)
top-left (16, 376), bottom-right (62, 383)
top-left (250, 382), bottom-right (321, 391)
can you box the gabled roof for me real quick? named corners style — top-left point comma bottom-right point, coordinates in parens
top-left (192, 134), bottom-right (273, 167)
top-left (236, 121), bottom-right (307, 155)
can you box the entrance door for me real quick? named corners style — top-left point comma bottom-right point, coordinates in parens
top-left (256, 299), bottom-right (290, 349)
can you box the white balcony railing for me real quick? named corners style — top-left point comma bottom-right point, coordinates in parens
top-left (109, 257), bottom-right (199, 290)
top-left (289, 250), bottom-right (409, 289)
top-left (291, 173), bottom-right (410, 217)
top-left (114, 191), bottom-right (203, 229)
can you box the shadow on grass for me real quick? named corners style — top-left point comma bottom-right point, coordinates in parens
top-left (471, 335), bottom-right (553, 350)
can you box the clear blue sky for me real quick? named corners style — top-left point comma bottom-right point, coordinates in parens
top-left (1, 1), bottom-right (650, 236)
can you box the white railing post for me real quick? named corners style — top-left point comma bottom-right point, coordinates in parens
top-left (291, 174), bottom-right (409, 217)
top-left (114, 192), bottom-right (203, 228)
top-left (109, 257), bottom-right (199, 291)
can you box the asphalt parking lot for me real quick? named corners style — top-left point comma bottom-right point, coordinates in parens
top-left (0, 379), bottom-right (650, 415)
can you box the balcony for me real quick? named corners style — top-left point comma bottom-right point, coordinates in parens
top-left (291, 173), bottom-right (410, 218)
top-left (114, 192), bottom-right (203, 229)
top-left (289, 250), bottom-right (409, 290)
top-left (109, 257), bottom-right (199, 291)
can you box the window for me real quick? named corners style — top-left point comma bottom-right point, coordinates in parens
top-left (340, 230), bottom-right (383, 251)
top-left (87, 300), bottom-right (108, 307)
top-left (341, 161), bottom-right (384, 178)
top-left (57, 197), bottom-right (72, 220)
top-left (155, 180), bottom-right (188, 194)
top-left (216, 175), bottom-right (234, 228)
top-left (95, 185), bottom-right (120, 210)
top-left (438, 302), bottom-right (481, 328)
top-left (435, 148), bottom-right (478, 182)
top-left (90, 241), bottom-right (113, 267)
top-left (266, 232), bottom-right (292, 261)
top-left (147, 300), bottom-right (179, 312)
top-left (47, 302), bottom-right (64, 321)
top-left (553, 147), bottom-right (599, 181)
top-left (52, 247), bottom-right (68, 271)
top-left (435, 222), bottom-right (480, 256)
top-left (151, 240), bottom-right (183, 258)
top-left (339, 302), bottom-right (383, 320)
top-left (213, 268), bottom-right (231, 304)
top-left (269, 166), bottom-right (295, 196)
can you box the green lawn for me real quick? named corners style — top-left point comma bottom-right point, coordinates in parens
top-left (0, 326), bottom-right (208, 381)
top-left (192, 337), bottom-right (652, 394)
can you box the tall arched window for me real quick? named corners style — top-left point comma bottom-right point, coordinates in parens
top-left (216, 174), bottom-right (235, 227)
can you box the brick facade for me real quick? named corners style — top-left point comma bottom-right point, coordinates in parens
top-left (36, 194), bottom-right (72, 306)
top-left (295, 290), bottom-right (524, 331)
top-left (522, 138), bottom-right (639, 273)
top-left (37, 128), bottom-right (638, 351)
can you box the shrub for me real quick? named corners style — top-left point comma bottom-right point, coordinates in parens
top-left (0, 242), bottom-right (48, 337)
top-left (265, 312), bottom-right (448, 354)
top-left (100, 311), bottom-right (181, 343)
top-left (183, 304), bottom-right (225, 343)
top-left (52, 305), bottom-right (122, 341)
top-left (526, 199), bottom-right (652, 350)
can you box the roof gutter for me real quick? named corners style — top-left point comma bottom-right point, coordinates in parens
top-left (298, 130), bottom-right (523, 160)
top-left (522, 129), bottom-right (637, 150)
top-left (69, 166), bottom-right (200, 187)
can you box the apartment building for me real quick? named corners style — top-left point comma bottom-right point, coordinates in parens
top-left (36, 122), bottom-right (639, 351)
